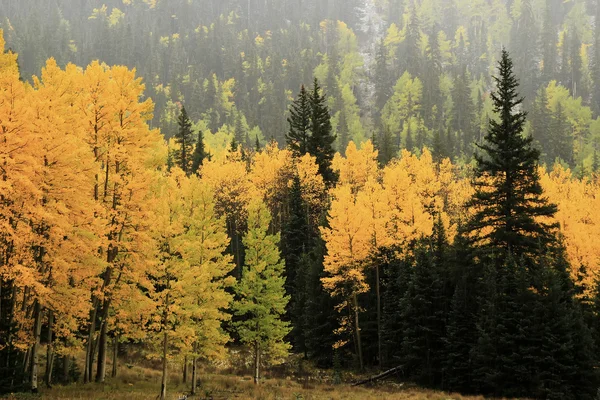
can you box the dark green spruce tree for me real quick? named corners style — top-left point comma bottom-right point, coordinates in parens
top-left (190, 130), bottom-right (206, 175)
top-left (286, 85), bottom-right (311, 157)
top-left (308, 78), bottom-right (337, 187)
top-left (174, 105), bottom-right (196, 175)
top-left (468, 49), bottom-right (558, 260)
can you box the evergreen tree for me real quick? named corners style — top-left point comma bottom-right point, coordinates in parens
top-left (233, 200), bottom-right (291, 385)
top-left (374, 39), bottom-right (391, 123)
top-left (529, 87), bottom-right (552, 164)
top-left (400, 220), bottom-right (449, 387)
top-left (286, 85), bottom-right (311, 157)
top-left (174, 105), bottom-right (196, 175)
top-left (468, 50), bottom-right (558, 262)
top-left (281, 176), bottom-right (311, 352)
top-left (190, 130), bottom-right (206, 175)
top-left (451, 69), bottom-right (476, 155)
top-left (308, 78), bottom-right (337, 186)
top-left (337, 109), bottom-right (349, 155)
top-left (548, 101), bottom-right (573, 167)
top-left (405, 2), bottom-right (422, 78)
top-left (541, 1), bottom-right (557, 83)
top-left (376, 127), bottom-right (395, 166)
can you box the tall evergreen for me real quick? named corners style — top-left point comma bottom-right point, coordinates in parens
top-left (541, 1), bottom-right (557, 83)
top-left (281, 176), bottom-right (311, 351)
top-left (174, 105), bottom-right (196, 175)
top-left (548, 101), bottom-right (573, 167)
top-left (451, 68), bottom-right (476, 156)
top-left (190, 130), bottom-right (206, 175)
top-left (529, 87), bottom-right (552, 164)
top-left (308, 78), bottom-right (337, 186)
top-left (337, 109), bottom-right (349, 155)
top-left (468, 50), bottom-right (558, 262)
top-left (286, 85), bottom-right (311, 157)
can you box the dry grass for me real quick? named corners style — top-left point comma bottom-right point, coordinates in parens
top-left (1, 363), bottom-right (492, 400)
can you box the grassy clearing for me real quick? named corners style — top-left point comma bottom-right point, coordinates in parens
top-left (1, 362), bottom-right (492, 400)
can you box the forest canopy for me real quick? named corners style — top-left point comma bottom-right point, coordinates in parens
top-left (2, 1), bottom-right (600, 399)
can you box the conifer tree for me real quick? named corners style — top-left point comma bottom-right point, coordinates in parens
top-left (468, 49), bottom-right (557, 262)
top-left (308, 78), bottom-right (337, 186)
top-left (451, 69), bottom-right (476, 155)
top-left (541, 1), bottom-right (557, 83)
top-left (174, 105), bottom-right (195, 175)
top-left (286, 85), bottom-right (311, 157)
top-left (233, 200), bottom-right (291, 385)
top-left (548, 101), bottom-right (573, 166)
top-left (190, 130), bottom-right (206, 175)
top-left (281, 176), bottom-right (311, 351)
top-left (529, 87), bottom-right (552, 163)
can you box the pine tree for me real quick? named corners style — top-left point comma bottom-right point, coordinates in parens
top-left (405, 2), bottom-right (422, 78)
top-left (529, 87), bottom-right (552, 164)
top-left (548, 101), bottom-right (573, 167)
top-left (286, 85), bottom-right (311, 157)
top-left (374, 39), bottom-right (391, 123)
top-left (541, 1), bottom-right (557, 83)
top-left (468, 49), bottom-right (558, 262)
top-left (174, 105), bottom-right (195, 175)
top-left (281, 176), bottom-right (311, 352)
top-left (233, 200), bottom-right (291, 385)
top-left (190, 130), bottom-right (206, 175)
top-left (337, 109), bottom-right (349, 155)
top-left (308, 78), bottom-right (337, 186)
top-left (451, 68), bottom-right (476, 155)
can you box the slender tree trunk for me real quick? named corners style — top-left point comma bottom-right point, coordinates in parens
top-left (160, 330), bottom-right (168, 400)
top-left (95, 318), bottom-right (108, 383)
top-left (254, 343), bottom-right (260, 385)
top-left (376, 264), bottom-right (382, 369)
top-left (84, 300), bottom-right (99, 383)
top-left (45, 310), bottom-right (54, 388)
top-left (30, 302), bottom-right (42, 393)
top-left (111, 335), bottom-right (118, 378)
top-left (352, 293), bottom-right (364, 371)
top-left (183, 355), bottom-right (188, 383)
top-left (191, 356), bottom-right (197, 395)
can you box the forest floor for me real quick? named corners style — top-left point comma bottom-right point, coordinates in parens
top-left (0, 364), bottom-right (495, 400)
top-left (0, 349), bottom-right (501, 400)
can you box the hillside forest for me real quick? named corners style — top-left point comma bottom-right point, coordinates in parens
top-left (2, 0), bottom-right (600, 399)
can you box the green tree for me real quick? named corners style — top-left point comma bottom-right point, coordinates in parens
top-left (174, 105), bottom-right (196, 175)
top-left (308, 78), bottom-right (337, 186)
top-left (190, 130), bottom-right (206, 175)
top-left (286, 85), bottom-right (311, 157)
top-left (451, 68), bottom-right (476, 155)
top-left (468, 50), bottom-right (558, 261)
top-left (233, 200), bottom-right (291, 385)
top-left (548, 101), bottom-right (573, 166)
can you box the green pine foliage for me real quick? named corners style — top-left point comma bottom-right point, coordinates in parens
top-left (174, 106), bottom-right (196, 175)
top-left (468, 50), bottom-right (558, 262)
top-left (233, 200), bottom-right (291, 383)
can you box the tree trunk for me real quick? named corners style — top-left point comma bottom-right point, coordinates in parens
top-left (376, 264), bottom-right (382, 369)
top-left (84, 300), bottom-right (99, 383)
top-left (95, 318), bottom-right (108, 383)
top-left (62, 355), bottom-right (70, 383)
top-left (191, 356), bottom-right (197, 395)
top-left (30, 302), bottom-right (42, 393)
top-left (254, 343), bottom-right (260, 385)
top-left (111, 335), bottom-right (118, 378)
top-left (160, 330), bottom-right (168, 400)
top-left (45, 310), bottom-right (54, 388)
top-left (352, 293), bottom-right (364, 371)
top-left (183, 355), bottom-right (188, 383)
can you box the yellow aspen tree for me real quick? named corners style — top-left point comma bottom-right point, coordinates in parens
top-left (249, 143), bottom-right (295, 233)
top-left (201, 148), bottom-right (252, 277)
top-left (332, 140), bottom-right (379, 195)
top-left (321, 184), bottom-right (371, 371)
top-left (77, 62), bottom-right (163, 383)
top-left (178, 174), bottom-right (235, 395)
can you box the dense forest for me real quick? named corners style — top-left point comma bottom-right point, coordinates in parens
top-left (2, 0), bottom-right (600, 399)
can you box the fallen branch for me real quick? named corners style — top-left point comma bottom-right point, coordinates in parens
top-left (352, 365), bottom-right (404, 386)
